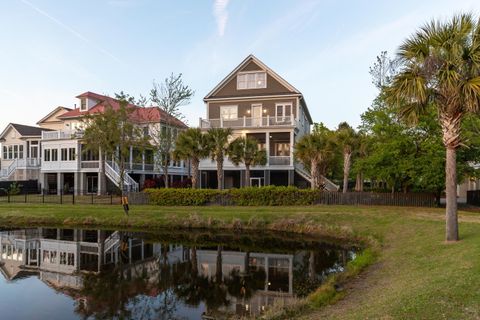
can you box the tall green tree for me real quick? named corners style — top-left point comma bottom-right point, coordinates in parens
top-left (172, 128), bottom-right (209, 189)
top-left (295, 125), bottom-right (335, 189)
top-left (82, 95), bottom-right (145, 195)
top-left (150, 73), bottom-right (194, 188)
top-left (227, 136), bottom-right (267, 187)
top-left (335, 122), bottom-right (357, 193)
top-left (206, 128), bottom-right (232, 190)
top-left (386, 13), bottom-right (480, 241)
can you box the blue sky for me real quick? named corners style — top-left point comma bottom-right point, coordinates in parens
top-left (1, 0), bottom-right (480, 131)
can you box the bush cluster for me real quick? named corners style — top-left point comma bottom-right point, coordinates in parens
top-left (144, 186), bottom-right (319, 206)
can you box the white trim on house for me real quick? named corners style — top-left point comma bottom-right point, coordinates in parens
top-left (204, 94), bottom-right (301, 102)
top-left (275, 102), bottom-right (293, 122)
top-left (220, 105), bottom-right (238, 120)
top-left (236, 71), bottom-right (267, 90)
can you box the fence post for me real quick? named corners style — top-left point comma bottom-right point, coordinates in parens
top-left (72, 192), bottom-right (75, 205)
top-left (42, 191), bottom-right (45, 204)
top-left (7, 194), bottom-right (10, 203)
top-left (60, 190), bottom-right (63, 205)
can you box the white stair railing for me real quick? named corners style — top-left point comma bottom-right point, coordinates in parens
top-left (104, 231), bottom-right (120, 253)
top-left (105, 161), bottom-right (139, 192)
top-left (294, 163), bottom-right (339, 192)
top-left (0, 159), bottom-right (18, 180)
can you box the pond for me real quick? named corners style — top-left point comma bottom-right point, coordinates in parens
top-left (0, 227), bottom-right (356, 319)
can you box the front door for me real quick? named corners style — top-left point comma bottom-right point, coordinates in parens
top-left (252, 105), bottom-right (262, 126)
top-left (87, 175), bottom-right (98, 194)
top-left (250, 177), bottom-right (262, 187)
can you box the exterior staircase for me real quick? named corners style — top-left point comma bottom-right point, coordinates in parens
top-left (0, 160), bottom-right (18, 181)
top-left (105, 161), bottom-right (139, 192)
top-left (295, 164), bottom-right (339, 191)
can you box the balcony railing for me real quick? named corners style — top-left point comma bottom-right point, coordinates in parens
top-left (42, 130), bottom-right (84, 140)
top-left (17, 158), bottom-right (41, 168)
top-left (81, 161), bottom-right (100, 169)
top-left (200, 116), bottom-right (295, 129)
top-left (269, 156), bottom-right (291, 166)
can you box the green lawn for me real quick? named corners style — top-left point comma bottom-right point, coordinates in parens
top-left (0, 203), bottom-right (478, 319)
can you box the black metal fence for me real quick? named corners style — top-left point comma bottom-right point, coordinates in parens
top-left (0, 190), bottom-right (436, 207)
top-left (0, 190), bottom-right (122, 205)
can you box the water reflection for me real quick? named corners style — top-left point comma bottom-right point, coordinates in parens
top-left (0, 228), bottom-right (355, 319)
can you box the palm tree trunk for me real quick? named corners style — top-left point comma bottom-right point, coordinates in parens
top-left (355, 172), bottom-right (363, 191)
top-left (441, 113), bottom-right (461, 242)
top-left (245, 164), bottom-right (251, 187)
top-left (310, 159), bottom-right (318, 189)
top-left (445, 147), bottom-right (459, 241)
top-left (216, 157), bottom-right (223, 190)
top-left (191, 159), bottom-right (199, 189)
top-left (343, 151), bottom-right (351, 193)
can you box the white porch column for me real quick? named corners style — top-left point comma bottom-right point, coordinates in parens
top-left (289, 131), bottom-right (294, 166)
top-left (129, 146), bottom-right (133, 170)
top-left (79, 173), bottom-right (85, 195)
top-left (74, 172), bottom-right (80, 196)
top-left (265, 131), bottom-right (270, 166)
top-left (57, 173), bottom-right (63, 195)
top-left (98, 147), bottom-right (105, 195)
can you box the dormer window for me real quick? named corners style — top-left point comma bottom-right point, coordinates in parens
top-left (80, 98), bottom-right (87, 111)
top-left (237, 72), bottom-right (267, 90)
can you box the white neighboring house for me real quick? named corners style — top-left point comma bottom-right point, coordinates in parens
top-left (0, 123), bottom-right (55, 183)
top-left (0, 91), bottom-right (190, 194)
top-left (199, 54), bottom-right (338, 190)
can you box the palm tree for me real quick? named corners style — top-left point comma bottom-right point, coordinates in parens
top-left (294, 130), bottom-right (335, 189)
top-left (335, 122), bottom-right (357, 193)
top-left (354, 132), bottom-right (371, 192)
top-left (206, 128), bottom-right (232, 190)
top-left (386, 14), bottom-right (480, 241)
top-left (173, 128), bottom-right (209, 188)
top-left (227, 136), bottom-right (267, 187)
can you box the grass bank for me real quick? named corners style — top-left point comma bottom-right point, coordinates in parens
top-left (0, 203), bottom-right (478, 319)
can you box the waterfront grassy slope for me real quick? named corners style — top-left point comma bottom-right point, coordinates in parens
top-left (0, 203), bottom-right (478, 319)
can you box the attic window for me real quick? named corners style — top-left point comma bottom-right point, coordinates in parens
top-left (80, 98), bottom-right (87, 111)
top-left (237, 72), bottom-right (266, 90)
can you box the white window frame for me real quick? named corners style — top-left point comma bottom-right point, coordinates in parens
top-left (80, 98), bottom-right (87, 112)
top-left (237, 71), bottom-right (267, 90)
top-left (275, 103), bottom-right (293, 122)
top-left (220, 105), bottom-right (238, 120)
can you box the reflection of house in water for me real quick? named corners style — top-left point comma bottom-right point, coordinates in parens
top-left (0, 229), bottom-right (349, 318)
top-left (196, 249), bottom-right (296, 316)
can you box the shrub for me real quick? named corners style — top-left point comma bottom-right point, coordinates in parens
top-left (144, 188), bottom-right (223, 206)
top-left (144, 186), bottom-right (319, 206)
top-left (228, 186), bottom-right (318, 206)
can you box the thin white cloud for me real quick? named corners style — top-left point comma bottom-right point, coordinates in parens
top-left (19, 0), bottom-right (123, 64)
top-left (213, 0), bottom-right (229, 37)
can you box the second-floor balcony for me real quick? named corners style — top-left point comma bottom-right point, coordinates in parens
top-left (200, 116), bottom-right (296, 129)
top-left (42, 130), bottom-right (84, 141)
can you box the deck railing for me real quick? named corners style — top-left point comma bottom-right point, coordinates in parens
top-left (200, 116), bottom-right (295, 129)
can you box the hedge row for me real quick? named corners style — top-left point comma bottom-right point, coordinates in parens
top-left (144, 186), bottom-right (319, 206)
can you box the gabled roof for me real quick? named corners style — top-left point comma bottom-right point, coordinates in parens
top-left (58, 92), bottom-right (188, 128)
top-left (37, 106), bottom-right (72, 125)
top-left (0, 123), bottom-right (52, 141)
top-left (204, 54), bottom-right (301, 100)
top-left (204, 54), bottom-right (313, 124)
